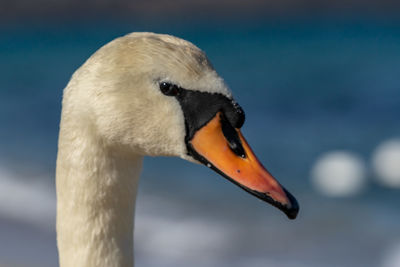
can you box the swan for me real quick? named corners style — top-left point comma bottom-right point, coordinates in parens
top-left (56, 32), bottom-right (299, 267)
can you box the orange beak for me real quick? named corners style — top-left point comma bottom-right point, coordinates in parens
top-left (187, 112), bottom-right (299, 219)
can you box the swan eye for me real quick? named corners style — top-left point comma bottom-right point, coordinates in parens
top-left (159, 82), bottom-right (180, 96)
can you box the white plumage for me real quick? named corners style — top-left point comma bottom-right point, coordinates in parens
top-left (56, 32), bottom-right (232, 267)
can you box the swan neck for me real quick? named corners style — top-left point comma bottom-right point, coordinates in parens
top-left (56, 128), bottom-right (142, 267)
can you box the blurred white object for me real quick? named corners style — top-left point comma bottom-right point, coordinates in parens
top-left (382, 242), bottom-right (400, 267)
top-left (311, 151), bottom-right (366, 197)
top-left (372, 139), bottom-right (400, 188)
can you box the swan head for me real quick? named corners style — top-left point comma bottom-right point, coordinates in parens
top-left (64, 32), bottom-right (299, 219)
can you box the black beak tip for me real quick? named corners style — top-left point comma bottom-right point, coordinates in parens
top-left (283, 188), bottom-right (299, 220)
top-left (245, 186), bottom-right (300, 220)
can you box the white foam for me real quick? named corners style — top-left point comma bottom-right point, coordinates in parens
top-left (381, 242), bottom-right (400, 267)
top-left (135, 197), bottom-right (234, 266)
top-left (372, 139), bottom-right (400, 188)
top-left (311, 151), bottom-right (367, 197)
top-left (0, 166), bottom-right (55, 230)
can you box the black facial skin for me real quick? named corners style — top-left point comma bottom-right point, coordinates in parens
top-left (158, 82), bottom-right (245, 154)
top-left (158, 82), bottom-right (299, 219)
top-left (176, 89), bottom-right (245, 146)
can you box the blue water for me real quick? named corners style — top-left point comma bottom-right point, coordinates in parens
top-left (1, 19), bottom-right (400, 267)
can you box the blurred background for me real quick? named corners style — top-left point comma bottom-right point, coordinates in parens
top-left (1, 0), bottom-right (400, 266)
